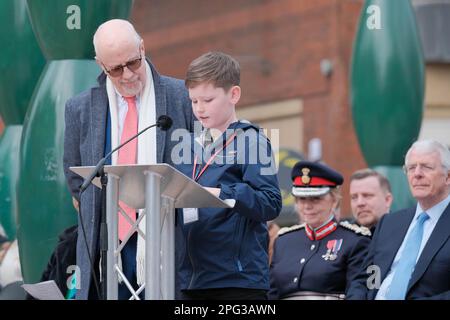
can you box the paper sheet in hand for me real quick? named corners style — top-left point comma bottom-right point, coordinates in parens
top-left (22, 280), bottom-right (65, 300)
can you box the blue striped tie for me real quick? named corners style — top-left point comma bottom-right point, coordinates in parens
top-left (386, 212), bottom-right (429, 300)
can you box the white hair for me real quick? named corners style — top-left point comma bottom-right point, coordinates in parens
top-left (405, 139), bottom-right (450, 171)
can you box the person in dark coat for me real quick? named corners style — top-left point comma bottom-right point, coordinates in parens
top-left (25, 225), bottom-right (78, 300)
top-left (269, 161), bottom-right (371, 300)
top-left (40, 225), bottom-right (78, 299)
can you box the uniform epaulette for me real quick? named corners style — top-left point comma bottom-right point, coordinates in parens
top-left (339, 220), bottom-right (371, 237)
top-left (278, 223), bottom-right (305, 236)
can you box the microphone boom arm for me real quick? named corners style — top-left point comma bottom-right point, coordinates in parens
top-left (79, 115), bottom-right (171, 192)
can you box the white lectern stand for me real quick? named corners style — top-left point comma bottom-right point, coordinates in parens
top-left (71, 164), bottom-right (232, 300)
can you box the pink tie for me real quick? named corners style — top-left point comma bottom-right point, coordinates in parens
top-left (117, 96), bottom-right (138, 241)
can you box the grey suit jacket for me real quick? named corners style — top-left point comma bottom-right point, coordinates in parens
top-left (63, 61), bottom-right (194, 299)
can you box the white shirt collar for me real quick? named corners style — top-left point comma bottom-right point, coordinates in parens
top-left (415, 193), bottom-right (450, 223)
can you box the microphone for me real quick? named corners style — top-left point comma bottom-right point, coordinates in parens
top-left (156, 115), bottom-right (173, 131)
top-left (79, 115), bottom-right (173, 193)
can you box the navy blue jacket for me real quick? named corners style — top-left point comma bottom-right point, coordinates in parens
top-left (175, 121), bottom-right (282, 291)
top-left (347, 204), bottom-right (450, 300)
top-left (269, 221), bottom-right (371, 299)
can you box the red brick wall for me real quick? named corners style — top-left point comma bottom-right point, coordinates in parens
top-left (131, 0), bottom-right (367, 216)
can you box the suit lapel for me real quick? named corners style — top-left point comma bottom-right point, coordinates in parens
top-left (91, 86), bottom-right (108, 163)
top-left (368, 209), bottom-right (415, 299)
top-left (152, 65), bottom-right (167, 163)
top-left (380, 209), bottom-right (416, 281)
top-left (408, 203), bottom-right (450, 292)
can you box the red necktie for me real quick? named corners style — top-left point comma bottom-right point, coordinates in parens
top-left (117, 96), bottom-right (138, 241)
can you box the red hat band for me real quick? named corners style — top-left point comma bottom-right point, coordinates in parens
top-left (293, 176), bottom-right (336, 187)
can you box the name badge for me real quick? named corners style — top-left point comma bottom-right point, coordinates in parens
top-left (183, 208), bottom-right (199, 224)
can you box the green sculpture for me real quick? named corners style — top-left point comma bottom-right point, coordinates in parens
top-left (351, 0), bottom-right (425, 167)
top-left (350, 0), bottom-right (424, 211)
top-left (17, 0), bottom-right (132, 283)
top-left (0, 0), bottom-right (45, 239)
top-left (0, 0), bottom-right (45, 125)
top-left (0, 126), bottom-right (22, 239)
top-left (26, 0), bottom-right (132, 60)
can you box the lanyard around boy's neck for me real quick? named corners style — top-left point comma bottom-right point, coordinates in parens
top-left (192, 132), bottom-right (238, 181)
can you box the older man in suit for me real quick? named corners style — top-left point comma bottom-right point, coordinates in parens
top-left (347, 139), bottom-right (450, 300)
top-left (63, 19), bottom-right (194, 299)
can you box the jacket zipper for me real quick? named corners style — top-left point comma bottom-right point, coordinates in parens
top-left (235, 217), bottom-right (244, 272)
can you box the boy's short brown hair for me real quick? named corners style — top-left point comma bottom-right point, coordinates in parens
top-left (185, 51), bottom-right (240, 90)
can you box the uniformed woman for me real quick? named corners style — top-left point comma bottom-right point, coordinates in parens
top-left (269, 161), bottom-right (371, 300)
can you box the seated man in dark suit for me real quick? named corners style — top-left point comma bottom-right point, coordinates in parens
top-left (347, 139), bottom-right (450, 300)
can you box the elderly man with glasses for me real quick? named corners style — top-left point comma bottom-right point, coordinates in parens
top-left (63, 19), bottom-right (194, 300)
top-left (347, 139), bottom-right (450, 300)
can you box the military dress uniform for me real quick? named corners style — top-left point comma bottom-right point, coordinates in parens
top-left (269, 219), bottom-right (371, 299)
top-left (268, 160), bottom-right (372, 300)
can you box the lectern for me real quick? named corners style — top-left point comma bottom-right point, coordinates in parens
top-left (71, 164), bottom-right (232, 300)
